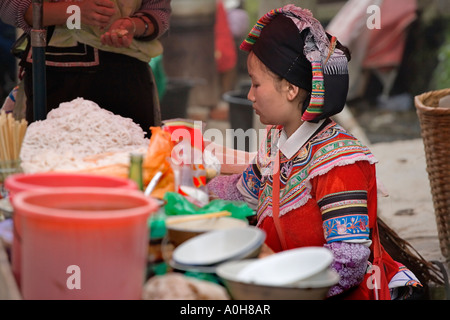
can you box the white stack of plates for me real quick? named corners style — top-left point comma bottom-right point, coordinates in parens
top-left (216, 258), bottom-right (340, 300)
top-left (236, 247), bottom-right (334, 286)
top-left (170, 226), bottom-right (266, 273)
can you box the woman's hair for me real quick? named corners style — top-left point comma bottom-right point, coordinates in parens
top-left (249, 51), bottom-right (312, 110)
top-left (254, 32), bottom-right (351, 89)
top-left (262, 59), bottom-right (311, 108)
top-left (242, 8), bottom-right (350, 122)
top-left (248, 31), bottom-right (349, 114)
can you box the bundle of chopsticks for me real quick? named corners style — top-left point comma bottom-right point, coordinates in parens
top-left (0, 111), bottom-right (28, 162)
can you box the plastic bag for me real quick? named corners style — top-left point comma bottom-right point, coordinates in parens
top-left (143, 127), bottom-right (175, 199)
top-left (163, 192), bottom-right (254, 221)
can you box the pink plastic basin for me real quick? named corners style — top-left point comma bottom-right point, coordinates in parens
top-left (12, 187), bottom-right (157, 300)
top-left (4, 172), bottom-right (138, 290)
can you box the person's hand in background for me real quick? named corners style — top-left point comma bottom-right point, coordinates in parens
top-left (24, 0), bottom-right (116, 30)
top-left (78, 0), bottom-right (116, 29)
top-left (101, 17), bottom-right (135, 48)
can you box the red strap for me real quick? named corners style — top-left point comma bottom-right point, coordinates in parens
top-left (371, 222), bottom-right (391, 300)
top-left (372, 222), bottom-right (382, 260)
top-left (272, 150), bottom-right (288, 250)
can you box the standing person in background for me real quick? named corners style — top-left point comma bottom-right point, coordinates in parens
top-left (210, 0), bottom-right (237, 121)
top-left (210, 0), bottom-right (249, 121)
top-left (0, 20), bottom-right (16, 104)
top-left (226, 0), bottom-right (249, 76)
top-left (0, 0), bottom-right (171, 135)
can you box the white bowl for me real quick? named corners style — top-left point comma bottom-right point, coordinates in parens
top-left (168, 239), bottom-right (264, 274)
top-left (236, 247), bottom-right (334, 286)
top-left (169, 260), bottom-right (218, 274)
top-left (172, 227), bottom-right (266, 266)
top-left (216, 259), bottom-right (339, 300)
top-left (166, 216), bottom-right (248, 247)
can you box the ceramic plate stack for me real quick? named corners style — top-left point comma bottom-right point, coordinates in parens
top-left (216, 247), bottom-right (339, 300)
top-left (165, 215), bottom-right (249, 247)
top-left (170, 226), bottom-right (266, 273)
top-left (236, 247), bottom-right (334, 286)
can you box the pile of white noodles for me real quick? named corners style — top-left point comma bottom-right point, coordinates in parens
top-left (20, 98), bottom-right (149, 173)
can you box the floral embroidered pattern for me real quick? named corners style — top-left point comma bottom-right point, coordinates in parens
top-left (323, 214), bottom-right (369, 242)
top-left (319, 190), bottom-right (370, 243)
top-left (240, 164), bottom-right (262, 202)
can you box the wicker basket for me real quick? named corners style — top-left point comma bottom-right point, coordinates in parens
top-left (415, 89), bottom-right (450, 261)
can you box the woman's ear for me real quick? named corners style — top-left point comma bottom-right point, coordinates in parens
top-left (285, 82), bottom-right (300, 102)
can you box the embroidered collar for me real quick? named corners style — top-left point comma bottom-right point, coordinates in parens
top-left (278, 119), bottom-right (325, 159)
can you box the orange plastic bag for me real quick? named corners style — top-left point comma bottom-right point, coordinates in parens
top-left (143, 127), bottom-right (175, 199)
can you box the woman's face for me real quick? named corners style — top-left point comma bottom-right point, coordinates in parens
top-left (246, 52), bottom-right (303, 129)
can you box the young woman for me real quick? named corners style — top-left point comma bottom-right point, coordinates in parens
top-left (207, 5), bottom-right (422, 300)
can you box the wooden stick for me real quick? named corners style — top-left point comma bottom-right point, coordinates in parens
top-left (18, 119), bottom-right (27, 151)
top-left (0, 114), bottom-right (9, 161)
top-left (11, 115), bottom-right (18, 160)
top-left (6, 114), bottom-right (13, 160)
top-left (165, 211), bottom-right (232, 225)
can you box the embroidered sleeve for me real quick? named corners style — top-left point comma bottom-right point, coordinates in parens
top-left (236, 164), bottom-right (262, 210)
top-left (319, 190), bottom-right (370, 243)
top-left (235, 126), bottom-right (276, 210)
top-left (207, 173), bottom-right (244, 201)
top-left (324, 242), bottom-right (370, 297)
top-left (313, 162), bottom-right (375, 244)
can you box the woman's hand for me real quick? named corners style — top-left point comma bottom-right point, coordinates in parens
top-left (78, 0), bottom-right (116, 29)
top-left (100, 18), bottom-right (136, 48)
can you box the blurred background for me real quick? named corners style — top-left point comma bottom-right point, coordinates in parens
top-left (158, 0), bottom-right (450, 146)
top-left (0, 20), bottom-right (16, 107)
top-left (1, 0), bottom-right (450, 144)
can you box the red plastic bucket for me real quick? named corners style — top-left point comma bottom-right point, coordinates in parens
top-left (12, 187), bottom-right (157, 300)
top-left (5, 172), bottom-right (138, 201)
top-left (4, 172), bottom-right (138, 290)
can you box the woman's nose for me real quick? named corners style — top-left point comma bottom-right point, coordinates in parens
top-left (247, 87), bottom-right (254, 103)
